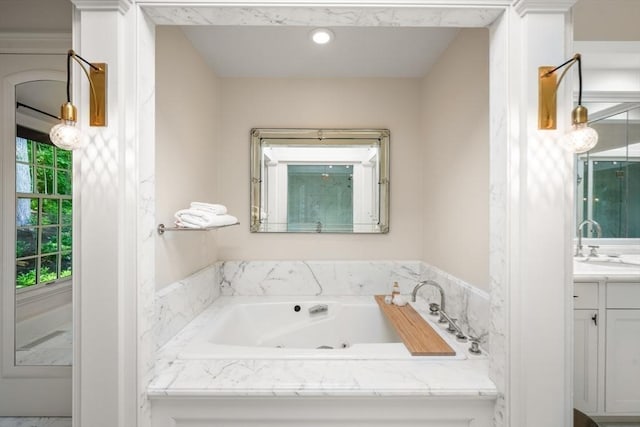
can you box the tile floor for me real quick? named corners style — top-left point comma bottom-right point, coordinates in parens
top-left (0, 419), bottom-right (71, 427)
top-left (0, 417), bottom-right (638, 426)
top-left (14, 323), bottom-right (72, 366)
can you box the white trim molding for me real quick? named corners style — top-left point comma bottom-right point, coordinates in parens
top-left (0, 32), bottom-right (71, 54)
top-left (582, 91), bottom-right (640, 103)
top-left (0, 66), bottom-right (71, 415)
top-left (71, 0), bottom-right (132, 14)
top-left (513, 0), bottom-right (576, 17)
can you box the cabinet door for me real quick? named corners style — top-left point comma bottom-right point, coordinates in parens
top-left (574, 309), bottom-right (599, 413)
top-left (606, 309), bottom-right (640, 413)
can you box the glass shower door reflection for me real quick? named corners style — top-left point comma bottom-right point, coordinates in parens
top-left (287, 164), bottom-right (354, 233)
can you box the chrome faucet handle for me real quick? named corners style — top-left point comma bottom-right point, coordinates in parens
top-left (428, 303), bottom-right (440, 316)
top-left (588, 245), bottom-right (600, 257)
top-left (446, 318), bottom-right (458, 333)
top-left (468, 337), bottom-right (482, 355)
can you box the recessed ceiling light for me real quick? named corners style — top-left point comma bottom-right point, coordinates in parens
top-left (310, 28), bottom-right (334, 45)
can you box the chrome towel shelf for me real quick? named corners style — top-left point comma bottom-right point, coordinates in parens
top-left (157, 222), bottom-right (240, 235)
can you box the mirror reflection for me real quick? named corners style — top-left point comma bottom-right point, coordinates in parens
top-left (577, 103), bottom-right (640, 239)
top-left (14, 80), bottom-right (72, 366)
top-left (251, 129), bottom-right (390, 233)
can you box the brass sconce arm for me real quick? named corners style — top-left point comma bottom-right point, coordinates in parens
top-left (50, 49), bottom-right (108, 150)
top-left (538, 53), bottom-right (598, 153)
top-left (539, 53), bottom-right (582, 130)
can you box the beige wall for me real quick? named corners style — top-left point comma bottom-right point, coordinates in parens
top-left (215, 78), bottom-right (424, 260)
top-left (420, 29), bottom-right (490, 291)
top-left (155, 28), bottom-right (491, 290)
top-left (155, 27), bottom-right (221, 288)
top-left (574, 0), bottom-right (640, 41)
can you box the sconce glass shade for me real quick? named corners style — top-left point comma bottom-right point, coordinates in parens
top-left (50, 121), bottom-right (83, 150)
top-left (559, 122), bottom-right (599, 154)
top-left (49, 101), bottom-right (85, 150)
top-left (559, 105), bottom-right (599, 154)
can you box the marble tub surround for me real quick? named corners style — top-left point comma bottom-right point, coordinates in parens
top-left (154, 264), bottom-right (220, 350)
top-left (219, 260), bottom-right (423, 296)
top-left (148, 357), bottom-right (496, 398)
top-left (419, 264), bottom-right (491, 352)
top-left (218, 260), bottom-right (490, 351)
top-left (149, 296), bottom-right (496, 399)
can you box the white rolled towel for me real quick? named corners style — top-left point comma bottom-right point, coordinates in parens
top-left (174, 209), bottom-right (237, 228)
top-left (190, 202), bottom-right (227, 215)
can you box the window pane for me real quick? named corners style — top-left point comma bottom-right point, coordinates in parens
top-left (56, 148), bottom-right (71, 170)
top-left (16, 163), bottom-right (35, 193)
top-left (16, 198), bottom-right (38, 226)
top-left (42, 198), bottom-right (59, 225)
top-left (36, 143), bottom-right (54, 167)
top-left (36, 167), bottom-right (54, 194)
top-left (16, 227), bottom-right (38, 258)
top-left (41, 226), bottom-right (59, 254)
top-left (61, 226), bottom-right (72, 251)
top-left (60, 252), bottom-right (72, 278)
top-left (61, 200), bottom-right (72, 224)
top-left (16, 258), bottom-right (36, 289)
top-left (56, 170), bottom-right (71, 195)
top-left (16, 137), bottom-right (33, 163)
top-left (40, 254), bottom-right (58, 283)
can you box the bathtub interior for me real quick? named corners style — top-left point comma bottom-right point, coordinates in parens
top-left (175, 297), bottom-right (471, 360)
top-left (207, 301), bottom-right (401, 349)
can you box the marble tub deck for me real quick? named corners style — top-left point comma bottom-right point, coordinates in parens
top-left (148, 296), bottom-right (497, 399)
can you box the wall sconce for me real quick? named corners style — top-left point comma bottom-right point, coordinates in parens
top-left (538, 53), bottom-right (598, 154)
top-left (49, 49), bottom-right (107, 150)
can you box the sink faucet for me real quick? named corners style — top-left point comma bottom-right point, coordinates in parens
top-left (411, 280), bottom-right (446, 323)
top-left (576, 219), bottom-right (602, 257)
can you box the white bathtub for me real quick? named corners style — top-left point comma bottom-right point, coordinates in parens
top-left (177, 296), bottom-right (468, 360)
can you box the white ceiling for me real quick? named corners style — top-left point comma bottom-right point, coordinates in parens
top-left (180, 26), bottom-right (460, 78)
top-left (16, 80), bottom-right (65, 123)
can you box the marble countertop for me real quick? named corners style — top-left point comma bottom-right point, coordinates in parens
top-left (573, 254), bottom-right (640, 280)
top-left (148, 297), bottom-right (497, 399)
top-left (147, 357), bottom-right (496, 398)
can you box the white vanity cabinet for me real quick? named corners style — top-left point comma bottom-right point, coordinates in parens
top-left (605, 283), bottom-right (640, 413)
top-left (573, 282), bottom-right (599, 413)
top-left (573, 279), bottom-right (640, 417)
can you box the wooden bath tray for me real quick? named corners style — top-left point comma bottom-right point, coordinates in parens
top-left (375, 295), bottom-right (456, 356)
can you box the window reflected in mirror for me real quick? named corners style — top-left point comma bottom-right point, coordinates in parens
top-left (14, 79), bottom-right (72, 367)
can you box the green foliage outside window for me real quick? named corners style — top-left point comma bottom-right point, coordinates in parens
top-left (15, 136), bottom-right (72, 290)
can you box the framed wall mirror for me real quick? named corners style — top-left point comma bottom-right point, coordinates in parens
top-left (576, 102), bottom-right (640, 239)
top-left (250, 128), bottom-right (390, 233)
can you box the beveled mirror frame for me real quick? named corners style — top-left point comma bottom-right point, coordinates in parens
top-left (250, 128), bottom-right (390, 233)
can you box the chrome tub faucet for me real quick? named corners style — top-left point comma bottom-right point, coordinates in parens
top-left (309, 304), bottom-right (329, 315)
top-left (411, 280), bottom-right (446, 323)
